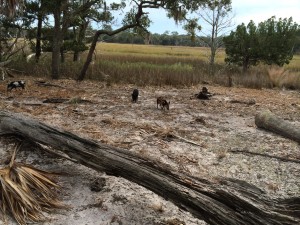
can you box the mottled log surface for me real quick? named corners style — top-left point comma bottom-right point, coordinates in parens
top-left (0, 111), bottom-right (299, 225)
top-left (255, 110), bottom-right (300, 144)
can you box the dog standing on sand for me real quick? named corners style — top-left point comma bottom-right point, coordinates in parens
top-left (157, 97), bottom-right (170, 110)
top-left (132, 89), bottom-right (139, 103)
top-left (7, 81), bottom-right (25, 92)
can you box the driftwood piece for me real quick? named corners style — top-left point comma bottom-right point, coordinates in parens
top-left (0, 111), bottom-right (299, 225)
top-left (229, 149), bottom-right (300, 164)
top-left (35, 80), bottom-right (64, 88)
top-left (43, 98), bottom-right (69, 103)
top-left (43, 97), bottom-right (93, 104)
top-left (255, 110), bottom-right (300, 143)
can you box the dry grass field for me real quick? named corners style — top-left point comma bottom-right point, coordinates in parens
top-left (11, 43), bottom-right (300, 89)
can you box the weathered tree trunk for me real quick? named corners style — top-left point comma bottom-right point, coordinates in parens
top-left (73, 20), bottom-right (89, 62)
top-left (60, 48), bottom-right (65, 63)
top-left (77, 23), bottom-right (140, 81)
top-left (51, 6), bottom-right (62, 79)
top-left (255, 110), bottom-right (300, 144)
top-left (77, 30), bottom-right (100, 81)
top-left (51, 0), bottom-right (69, 79)
top-left (0, 111), bottom-right (299, 225)
top-left (35, 12), bottom-right (43, 63)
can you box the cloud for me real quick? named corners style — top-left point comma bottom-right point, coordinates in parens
top-left (232, 0), bottom-right (300, 25)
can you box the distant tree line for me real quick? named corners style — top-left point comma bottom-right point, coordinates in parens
top-left (102, 24), bottom-right (300, 56)
top-left (102, 30), bottom-right (207, 46)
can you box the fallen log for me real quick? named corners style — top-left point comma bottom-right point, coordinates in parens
top-left (0, 111), bottom-right (299, 225)
top-left (255, 110), bottom-right (300, 143)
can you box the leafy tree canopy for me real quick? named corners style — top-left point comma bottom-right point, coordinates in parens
top-left (224, 16), bottom-right (299, 72)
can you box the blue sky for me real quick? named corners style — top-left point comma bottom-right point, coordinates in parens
top-left (142, 0), bottom-right (300, 34)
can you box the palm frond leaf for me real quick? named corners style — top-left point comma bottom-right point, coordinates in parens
top-left (0, 147), bottom-right (66, 225)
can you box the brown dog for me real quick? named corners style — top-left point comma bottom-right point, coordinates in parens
top-left (157, 97), bottom-right (170, 110)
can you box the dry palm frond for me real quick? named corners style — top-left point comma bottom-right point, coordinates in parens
top-left (0, 146), bottom-right (65, 225)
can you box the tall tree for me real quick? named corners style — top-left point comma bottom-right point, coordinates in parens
top-left (10, 0), bottom-right (218, 80)
top-left (77, 0), bottom-right (213, 81)
top-left (47, 0), bottom-right (98, 79)
top-left (258, 16), bottom-right (299, 66)
top-left (223, 21), bottom-right (260, 72)
top-left (184, 0), bottom-right (233, 75)
top-left (25, 0), bottom-right (51, 63)
top-left (224, 17), bottom-right (299, 72)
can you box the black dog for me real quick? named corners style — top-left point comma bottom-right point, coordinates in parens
top-left (132, 89), bottom-right (139, 103)
top-left (196, 86), bottom-right (212, 100)
top-left (7, 81), bottom-right (26, 92)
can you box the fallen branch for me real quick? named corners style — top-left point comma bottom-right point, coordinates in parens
top-left (255, 110), bottom-right (300, 143)
top-left (43, 97), bottom-right (93, 104)
top-left (0, 60), bottom-right (11, 67)
top-left (0, 111), bottom-right (299, 225)
top-left (230, 99), bottom-right (256, 105)
top-left (43, 98), bottom-right (69, 103)
top-left (169, 133), bottom-right (202, 146)
top-left (229, 149), bottom-right (300, 164)
top-left (35, 80), bottom-right (64, 88)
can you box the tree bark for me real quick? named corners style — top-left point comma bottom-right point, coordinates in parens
top-left (35, 12), bottom-right (43, 63)
top-left (77, 23), bottom-right (139, 81)
top-left (0, 111), bottom-right (299, 225)
top-left (255, 110), bottom-right (300, 144)
top-left (77, 0), bottom-right (149, 81)
top-left (51, 4), bottom-right (63, 79)
top-left (73, 20), bottom-right (89, 62)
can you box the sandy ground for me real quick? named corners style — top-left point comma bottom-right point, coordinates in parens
top-left (0, 77), bottom-right (299, 225)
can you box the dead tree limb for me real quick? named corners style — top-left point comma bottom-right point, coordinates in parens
top-left (0, 111), bottom-right (299, 225)
top-left (255, 110), bottom-right (300, 144)
top-left (0, 60), bottom-right (11, 67)
top-left (229, 149), bottom-right (300, 164)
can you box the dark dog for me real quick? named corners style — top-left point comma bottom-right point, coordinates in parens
top-left (7, 81), bottom-right (25, 92)
top-left (157, 97), bottom-right (170, 110)
top-left (132, 89), bottom-right (139, 103)
top-left (196, 86), bottom-right (212, 100)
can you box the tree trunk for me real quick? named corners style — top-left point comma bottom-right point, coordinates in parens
top-left (0, 111), bottom-right (299, 225)
top-left (77, 30), bottom-right (100, 81)
top-left (60, 48), bottom-right (65, 63)
top-left (255, 110), bottom-right (300, 143)
top-left (35, 12), bottom-right (43, 63)
top-left (73, 20), bottom-right (89, 62)
top-left (77, 5), bottom-right (147, 81)
top-left (51, 7), bottom-right (62, 79)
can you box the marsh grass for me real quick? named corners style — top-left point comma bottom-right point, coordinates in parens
top-left (9, 43), bottom-right (300, 89)
top-left (267, 65), bottom-right (300, 89)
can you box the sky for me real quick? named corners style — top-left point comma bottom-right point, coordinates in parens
top-left (143, 0), bottom-right (300, 34)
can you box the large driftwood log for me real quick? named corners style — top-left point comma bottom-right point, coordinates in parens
top-left (0, 111), bottom-right (299, 225)
top-left (255, 110), bottom-right (300, 143)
